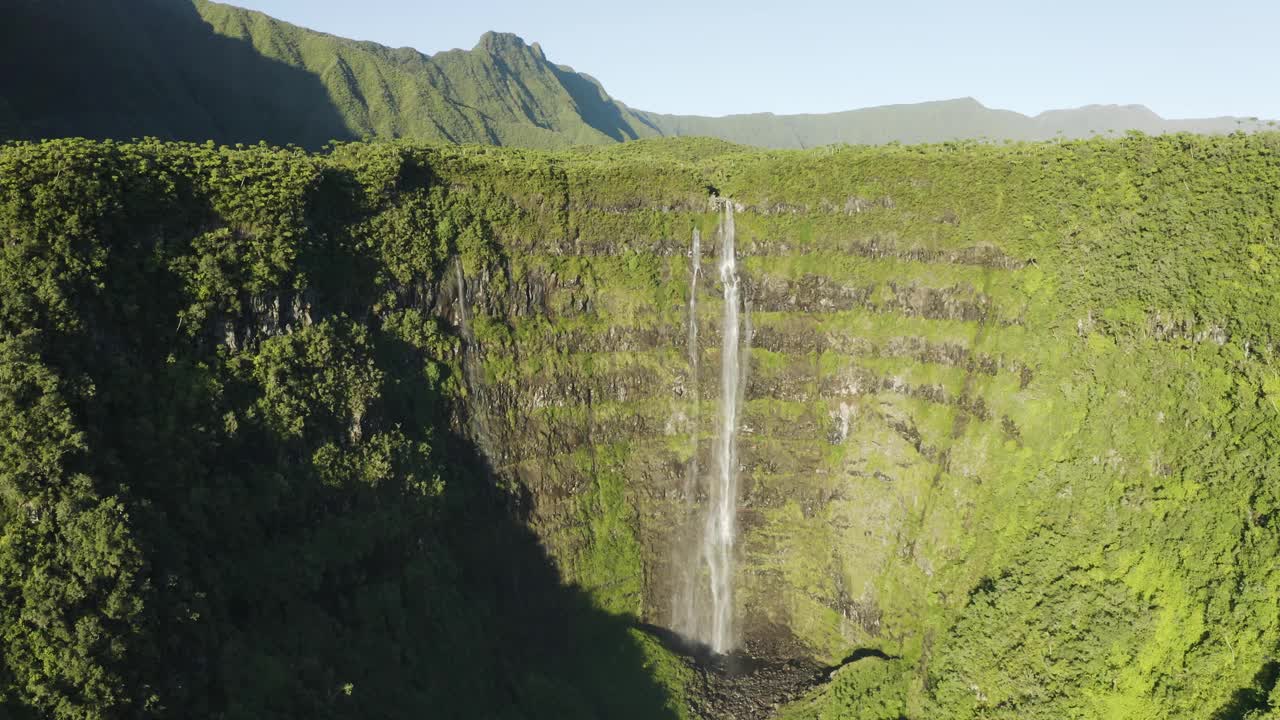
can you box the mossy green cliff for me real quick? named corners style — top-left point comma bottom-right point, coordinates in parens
top-left (1, 134), bottom-right (1277, 718)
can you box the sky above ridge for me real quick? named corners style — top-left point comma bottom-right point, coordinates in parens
top-left (223, 0), bottom-right (1278, 120)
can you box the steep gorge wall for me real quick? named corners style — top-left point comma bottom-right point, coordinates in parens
top-left (434, 137), bottom-right (1280, 717)
top-left (1, 135), bottom-right (1277, 718)
top-left (446, 159), bottom-right (1043, 659)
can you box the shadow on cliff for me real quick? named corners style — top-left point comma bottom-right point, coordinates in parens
top-left (432, 431), bottom-right (683, 719)
top-left (0, 148), bottom-right (682, 718)
top-left (549, 65), bottom-right (643, 142)
top-left (310, 162), bottom-right (683, 718)
top-left (402, 192), bottom-right (680, 716)
top-left (221, 164), bottom-right (685, 718)
top-left (1213, 661), bottom-right (1279, 720)
top-left (0, 0), bottom-right (354, 147)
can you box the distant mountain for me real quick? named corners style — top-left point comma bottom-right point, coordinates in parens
top-left (1, 0), bottom-right (1270, 148)
top-left (637, 98), bottom-right (1267, 147)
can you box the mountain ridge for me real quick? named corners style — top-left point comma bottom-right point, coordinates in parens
top-left (0, 0), bottom-right (1271, 149)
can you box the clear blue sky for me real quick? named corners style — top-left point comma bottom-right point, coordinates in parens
top-left (226, 0), bottom-right (1277, 120)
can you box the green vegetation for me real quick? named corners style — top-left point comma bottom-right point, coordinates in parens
top-left (1, 1), bottom-right (1269, 150)
top-left (0, 138), bottom-right (693, 719)
top-left (1, 132), bottom-right (1278, 719)
top-left (1, 0), bottom-right (654, 149)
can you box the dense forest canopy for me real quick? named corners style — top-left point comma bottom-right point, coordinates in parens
top-left (0, 134), bottom-right (1277, 718)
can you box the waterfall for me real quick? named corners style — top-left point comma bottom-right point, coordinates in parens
top-left (454, 260), bottom-right (494, 460)
top-left (671, 202), bottom-right (745, 655)
top-left (686, 227), bottom-right (702, 495)
top-left (455, 261), bottom-right (479, 397)
top-left (706, 200), bottom-right (742, 654)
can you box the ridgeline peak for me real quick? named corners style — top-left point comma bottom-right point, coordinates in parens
top-left (474, 31), bottom-right (538, 57)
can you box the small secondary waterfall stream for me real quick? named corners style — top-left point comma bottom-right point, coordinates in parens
top-left (673, 228), bottom-right (703, 635)
top-left (686, 227), bottom-right (703, 496)
top-left (674, 201), bottom-right (745, 655)
top-left (454, 260), bottom-right (499, 464)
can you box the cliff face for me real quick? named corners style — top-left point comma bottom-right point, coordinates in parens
top-left (445, 192), bottom-right (1036, 658)
top-left (426, 136), bottom-right (1280, 716)
top-left (1, 136), bottom-right (1277, 719)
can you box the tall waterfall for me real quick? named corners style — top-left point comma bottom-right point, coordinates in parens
top-left (672, 202), bottom-right (745, 654)
top-left (706, 201), bottom-right (742, 653)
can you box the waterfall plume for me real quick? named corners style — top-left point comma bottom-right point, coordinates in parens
top-left (706, 200), bottom-right (742, 653)
top-left (672, 202), bottom-right (744, 655)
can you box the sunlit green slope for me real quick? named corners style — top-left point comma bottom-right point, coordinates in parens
top-left (1, 0), bottom-right (1269, 149)
top-left (0, 0), bottom-right (658, 148)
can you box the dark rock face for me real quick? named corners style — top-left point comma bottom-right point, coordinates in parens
top-left (641, 625), bottom-right (897, 720)
top-left (688, 653), bottom-right (831, 720)
top-left (751, 274), bottom-right (875, 313)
